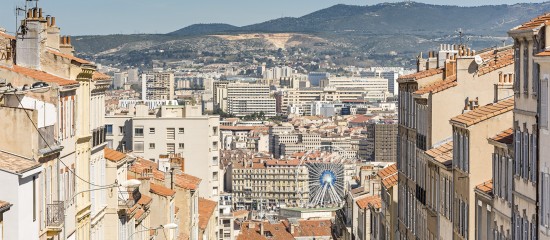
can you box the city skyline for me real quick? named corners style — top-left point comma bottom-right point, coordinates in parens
top-left (0, 0), bottom-right (546, 35)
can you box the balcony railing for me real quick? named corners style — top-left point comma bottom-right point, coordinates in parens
top-left (46, 201), bottom-right (64, 228)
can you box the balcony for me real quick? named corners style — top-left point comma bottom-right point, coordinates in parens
top-left (46, 201), bottom-right (64, 232)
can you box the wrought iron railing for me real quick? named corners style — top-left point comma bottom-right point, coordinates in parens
top-left (46, 201), bottom-right (64, 227)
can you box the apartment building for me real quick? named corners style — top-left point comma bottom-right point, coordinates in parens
top-left (396, 43), bottom-right (514, 240)
top-left (228, 156), bottom-right (309, 210)
top-left (506, 14), bottom-right (550, 240)
top-left (142, 71), bottom-right (175, 100)
top-left (278, 87), bottom-right (375, 115)
top-left (217, 82), bottom-right (276, 117)
top-left (320, 77), bottom-right (389, 92)
top-left (359, 120), bottom-right (397, 162)
top-left (106, 104), bottom-right (220, 199)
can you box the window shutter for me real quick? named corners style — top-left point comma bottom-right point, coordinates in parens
top-left (515, 41), bottom-right (521, 93)
top-left (524, 132), bottom-right (529, 179)
top-left (506, 158), bottom-right (513, 202)
top-left (465, 134), bottom-right (469, 173)
top-left (493, 153), bottom-right (499, 197)
top-left (524, 43), bottom-right (529, 93)
top-left (532, 134), bottom-right (537, 183)
top-left (515, 130), bottom-right (521, 175)
top-left (533, 43), bottom-right (539, 96)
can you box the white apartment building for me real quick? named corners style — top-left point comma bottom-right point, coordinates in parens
top-left (217, 82), bottom-right (276, 116)
top-left (320, 77), bottom-right (389, 93)
top-left (105, 104), bottom-right (221, 199)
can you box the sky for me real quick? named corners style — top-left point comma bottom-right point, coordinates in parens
top-left (0, 0), bottom-right (547, 35)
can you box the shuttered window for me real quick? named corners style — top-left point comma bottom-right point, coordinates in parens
top-left (542, 78), bottom-right (549, 129)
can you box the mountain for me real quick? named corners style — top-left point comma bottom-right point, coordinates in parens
top-left (72, 1), bottom-right (550, 68)
top-left (169, 23), bottom-right (239, 36)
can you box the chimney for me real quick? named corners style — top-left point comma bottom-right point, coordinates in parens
top-left (16, 8), bottom-right (47, 69)
top-left (164, 169), bottom-right (174, 190)
top-left (138, 177), bottom-right (151, 195)
top-left (260, 222), bottom-right (264, 236)
top-left (290, 224), bottom-right (295, 234)
top-left (60, 35), bottom-right (75, 56)
top-left (46, 16), bottom-right (61, 51)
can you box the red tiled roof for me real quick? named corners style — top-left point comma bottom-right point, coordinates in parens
top-left (398, 68), bottom-right (444, 82)
top-left (290, 219), bottom-right (332, 238)
top-left (233, 209), bottom-right (249, 218)
top-left (414, 75), bottom-right (457, 95)
top-left (0, 151), bottom-right (41, 174)
top-left (0, 32), bottom-right (15, 40)
top-left (425, 141), bottom-right (453, 167)
top-left (349, 115), bottom-right (372, 124)
top-left (477, 48), bottom-right (514, 76)
top-left (377, 164), bottom-right (398, 189)
top-left (450, 98), bottom-right (514, 127)
top-left (536, 50), bottom-right (550, 57)
top-left (137, 194), bottom-right (152, 206)
top-left (149, 183), bottom-right (175, 197)
top-left (174, 173), bottom-right (201, 190)
top-left (513, 13), bottom-right (550, 31)
top-left (476, 180), bottom-right (493, 195)
top-left (356, 195), bottom-right (381, 210)
top-left (93, 71), bottom-right (111, 81)
top-left (104, 148), bottom-right (126, 162)
top-left (237, 221), bottom-right (293, 240)
top-left (490, 128), bottom-right (514, 145)
top-left (47, 49), bottom-right (91, 64)
top-left (198, 198), bottom-right (217, 230)
top-left (0, 65), bottom-right (79, 86)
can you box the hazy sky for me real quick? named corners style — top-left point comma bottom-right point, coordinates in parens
top-left (0, 0), bottom-right (547, 35)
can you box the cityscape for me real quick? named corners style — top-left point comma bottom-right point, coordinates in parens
top-left (0, 0), bottom-right (549, 240)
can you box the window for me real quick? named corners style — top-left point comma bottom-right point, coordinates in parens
top-left (212, 156), bottom-right (219, 165)
top-left (178, 143), bottom-right (184, 149)
top-left (105, 124), bottom-right (113, 136)
top-left (213, 171), bottom-right (218, 180)
top-left (213, 141), bottom-right (218, 149)
top-left (167, 128), bottom-right (175, 140)
top-left (179, 128), bottom-right (185, 134)
top-left (149, 143), bottom-right (155, 149)
top-left (167, 143), bottom-right (175, 153)
top-left (118, 126), bottom-right (124, 136)
top-left (213, 126), bottom-right (218, 135)
top-left (134, 127), bottom-right (144, 137)
top-left (524, 43), bottom-right (529, 93)
top-left (134, 141), bottom-right (144, 152)
top-left (149, 128), bottom-right (155, 134)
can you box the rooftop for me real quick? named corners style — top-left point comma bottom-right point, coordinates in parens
top-left (149, 183), bottom-right (175, 197)
top-left (512, 13), bottom-right (550, 31)
top-left (174, 173), bottom-right (201, 190)
top-left (0, 65), bottom-right (79, 86)
top-left (377, 163), bottom-right (398, 189)
top-left (0, 200), bottom-right (11, 213)
top-left (104, 148), bottom-right (126, 162)
top-left (92, 71), bottom-right (111, 81)
top-left (414, 75), bottom-right (457, 95)
top-left (425, 141), bottom-right (453, 167)
top-left (356, 195), bottom-right (381, 210)
top-left (397, 68), bottom-right (443, 82)
top-left (46, 49), bottom-right (90, 65)
top-left (198, 198), bottom-right (217, 230)
top-left (475, 179), bottom-right (493, 196)
top-left (477, 47), bottom-right (514, 76)
top-left (490, 128), bottom-right (514, 145)
top-left (450, 98), bottom-right (514, 127)
top-left (0, 151), bottom-right (41, 174)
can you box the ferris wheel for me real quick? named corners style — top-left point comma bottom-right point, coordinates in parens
top-left (294, 145), bottom-right (355, 208)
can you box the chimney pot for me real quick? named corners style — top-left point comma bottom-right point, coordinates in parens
top-left (67, 36), bottom-right (71, 45)
top-left (32, 8), bottom-right (37, 19)
top-left (38, 8), bottom-right (43, 19)
top-left (51, 17), bottom-right (56, 26)
top-left (27, 9), bottom-right (32, 19)
top-left (46, 16), bottom-right (51, 26)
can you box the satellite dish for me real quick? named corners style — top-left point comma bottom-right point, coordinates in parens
top-left (474, 55), bottom-right (484, 65)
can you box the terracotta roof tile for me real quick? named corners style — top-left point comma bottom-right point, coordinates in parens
top-left (104, 148), bottom-right (126, 162)
top-left (137, 194), bottom-right (152, 206)
top-left (476, 179), bottom-right (493, 195)
top-left (356, 195), bottom-right (381, 210)
top-left (0, 151), bottom-right (41, 174)
top-left (233, 209), bottom-right (249, 218)
top-left (174, 173), bottom-right (201, 190)
top-left (0, 32), bottom-right (15, 40)
top-left (133, 209), bottom-right (145, 220)
top-left (290, 219), bottom-right (332, 238)
top-left (450, 98), bottom-right (514, 127)
top-left (536, 50), bottom-right (550, 57)
top-left (377, 163), bottom-right (397, 179)
top-left (149, 183), bottom-right (175, 197)
top-left (0, 65), bottom-right (79, 86)
top-left (237, 221), bottom-right (293, 240)
top-left (398, 68), bottom-right (443, 82)
top-left (198, 198), bottom-right (217, 230)
top-left (47, 49), bottom-right (90, 64)
top-left (513, 13), bottom-right (550, 31)
top-left (414, 75), bottom-right (457, 95)
top-left (93, 71), bottom-right (111, 81)
top-left (490, 128), bottom-right (514, 145)
top-left (425, 141), bottom-right (453, 167)
top-left (477, 48), bottom-right (514, 76)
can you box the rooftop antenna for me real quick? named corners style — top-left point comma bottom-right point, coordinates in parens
top-left (456, 28), bottom-right (464, 46)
